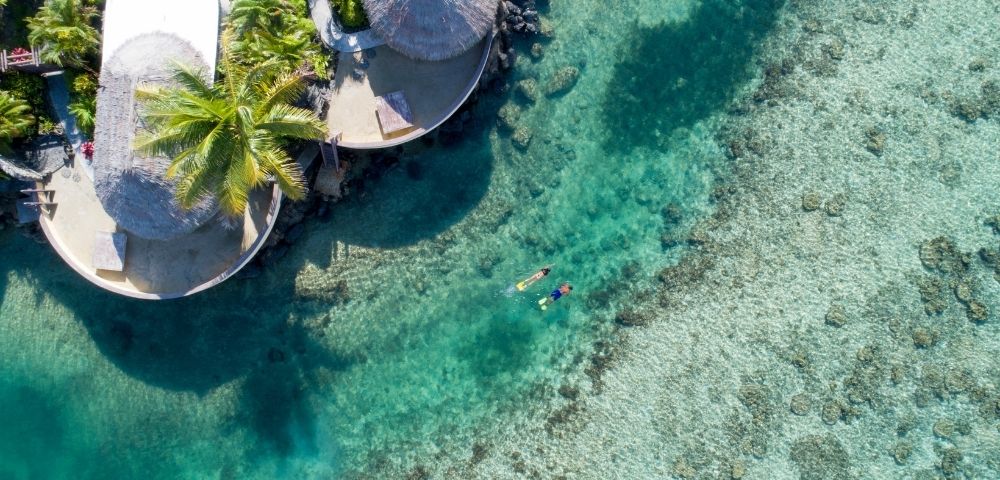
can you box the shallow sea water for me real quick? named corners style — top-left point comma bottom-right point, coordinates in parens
top-left (6, 0), bottom-right (997, 478)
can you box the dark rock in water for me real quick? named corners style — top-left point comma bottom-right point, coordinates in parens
top-left (825, 304), bottom-right (847, 327)
top-left (969, 57), bottom-right (988, 72)
top-left (558, 384), bottom-right (579, 400)
top-left (864, 127), bottom-right (886, 156)
top-left (966, 300), bottom-right (988, 323)
top-left (789, 435), bottom-right (851, 480)
top-left (984, 215), bottom-right (1000, 235)
top-left (515, 78), bottom-right (540, 103)
top-left (891, 442), bottom-right (913, 465)
top-left (790, 394), bottom-right (811, 416)
top-left (615, 309), bottom-right (651, 327)
top-left (544, 66), bottom-right (580, 96)
top-left (267, 347), bottom-right (286, 363)
top-left (284, 224), bottom-right (305, 244)
top-left (824, 194), bottom-right (846, 217)
top-left (661, 203), bottom-right (682, 225)
top-left (530, 43), bottom-right (544, 59)
top-left (504, 1), bottom-right (521, 16)
top-left (351, 68), bottom-right (365, 80)
top-left (497, 103), bottom-right (521, 130)
top-left (919, 236), bottom-right (969, 275)
top-left (912, 327), bottom-right (938, 348)
top-left (852, 5), bottom-right (886, 24)
top-left (917, 276), bottom-right (949, 315)
top-left (821, 401), bottom-right (843, 425)
top-left (512, 126), bottom-right (533, 150)
top-left (801, 191), bottom-right (822, 211)
top-left (938, 447), bottom-right (964, 476)
top-left (738, 384), bottom-right (772, 425)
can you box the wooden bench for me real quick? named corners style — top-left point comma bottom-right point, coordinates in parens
top-left (374, 91), bottom-right (414, 136)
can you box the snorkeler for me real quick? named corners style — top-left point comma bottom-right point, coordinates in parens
top-left (516, 265), bottom-right (553, 292)
top-left (538, 283), bottom-right (573, 310)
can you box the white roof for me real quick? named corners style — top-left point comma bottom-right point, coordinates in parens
top-left (101, 0), bottom-right (220, 71)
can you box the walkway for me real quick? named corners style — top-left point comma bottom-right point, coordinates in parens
top-left (44, 72), bottom-right (91, 180)
top-left (308, 0), bottom-right (384, 52)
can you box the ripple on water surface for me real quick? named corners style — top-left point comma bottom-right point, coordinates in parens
top-left (0, 0), bottom-right (774, 477)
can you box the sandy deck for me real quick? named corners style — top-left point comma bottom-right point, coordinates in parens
top-left (327, 37), bottom-right (492, 148)
top-left (38, 159), bottom-right (278, 298)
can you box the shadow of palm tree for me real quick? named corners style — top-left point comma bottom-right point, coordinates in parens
top-left (602, 0), bottom-right (785, 153)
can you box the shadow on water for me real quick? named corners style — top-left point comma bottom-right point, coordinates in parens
top-left (320, 111), bottom-right (494, 250)
top-left (602, 0), bottom-right (785, 153)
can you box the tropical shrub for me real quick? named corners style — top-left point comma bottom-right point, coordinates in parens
top-left (0, 90), bottom-right (35, 154)
top-left (68, 72), bottom-right (97, 136)
top-left (26, 0), bottom-right (100, 68)
top-left (0, 72), bottom-right (53, 136)
top-left (227, 0), bottom-right (328, 78)
top-left (332, 0), bottom-right (367, 28)
top-left (135, 35), bottom-right (326, 216)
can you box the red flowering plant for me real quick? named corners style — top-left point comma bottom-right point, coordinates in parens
top-left (81, 141), bottom-right (95, 159)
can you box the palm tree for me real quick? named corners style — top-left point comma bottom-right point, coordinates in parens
top-left (26, 0), bottom-right (101, 69)
top-left (0, 91), bottom-right (35, 154)
top-left (228, 0), bottom-right (324, 76)
top-left (134, 36), bottom-right (326, 217)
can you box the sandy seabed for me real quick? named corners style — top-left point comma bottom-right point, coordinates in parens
top-left (452, 1), bottom-right (1000, 479)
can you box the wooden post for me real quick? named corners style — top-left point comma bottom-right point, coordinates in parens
top-left (32, 46), bottom-right (40, 67)
top-left (1, 50), bottom-right (7, 73)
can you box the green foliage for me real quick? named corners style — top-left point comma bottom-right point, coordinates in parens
top-left (0, 0), bottom-right (45, 49)
top-left (227, 0), bottom-right (328, 79)
top-left (26, 0), bottom-right (100, 68)
top-left (68, 72), bottom-right (97, 136)
top-left (0, 72), bottom-right (53, 136)
top-left (332, 0), bottom-right (367, 29)
top-left (135, 35), bottom-right (327, 217)
top-left (0, 90), bottom-right (35, 153)
top-left (0, 1), bottom-right (8, 8)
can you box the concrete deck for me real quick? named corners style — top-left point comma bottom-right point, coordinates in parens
top-left (37, 158), bottom-right (281, 299)
top-left (327, 35), bottom-right (494, 149)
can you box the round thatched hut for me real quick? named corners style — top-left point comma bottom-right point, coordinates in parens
top-left (93, 33), bottom-right (218, 241)
top-left (363, 0), bottom-right (499, 61)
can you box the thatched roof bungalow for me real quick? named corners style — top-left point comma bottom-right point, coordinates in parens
top-left (363, 0), bottom-right (498, 61)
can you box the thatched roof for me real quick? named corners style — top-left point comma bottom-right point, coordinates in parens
top-left (363, 0), bottom-right (497, 61)
top-left (0, 134), bottom-right (68, 181)
top-left (93, 33), bottom-right (219, 241)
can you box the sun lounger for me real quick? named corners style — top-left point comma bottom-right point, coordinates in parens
top-left (375, 91), bottom-right (414, 136)
top-left (93, 231), bottom-right (127, 272)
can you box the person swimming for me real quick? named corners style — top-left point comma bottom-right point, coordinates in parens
top-left (538, 283), bottom-right (572, 310)
top-left (515, 266), bottom-right (552, 292)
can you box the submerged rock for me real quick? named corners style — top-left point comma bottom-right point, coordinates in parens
top-left (790, 393), bottom-right (811, 416)
top-left (912, 327), bottom-right (938, 348)
top-left (498, 103), bottom-right (522, 130)
top-left (789, 435), bottom-right (851, 480)
top-left (891, 442), bottom-right (913, 465)
top-left (801, 191), bottom-right (822, 211)
top-left (615, 309), bottom-right (652, 327)
top-left (516, 78), bottom-right (540, 103)
top-left (544, 66), bottom-right (580, 96)
top-left (824, 194), bottom-right (847, 217)
top-left (825, 304), bottom-right (848, 327)
top-left (512, 126), bottom-right (533, 150)
top-left (864, 127), bottom-right (886, 156)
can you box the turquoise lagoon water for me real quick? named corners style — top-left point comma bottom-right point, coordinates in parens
top-left (1, 0), bottom-right (790, 478)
